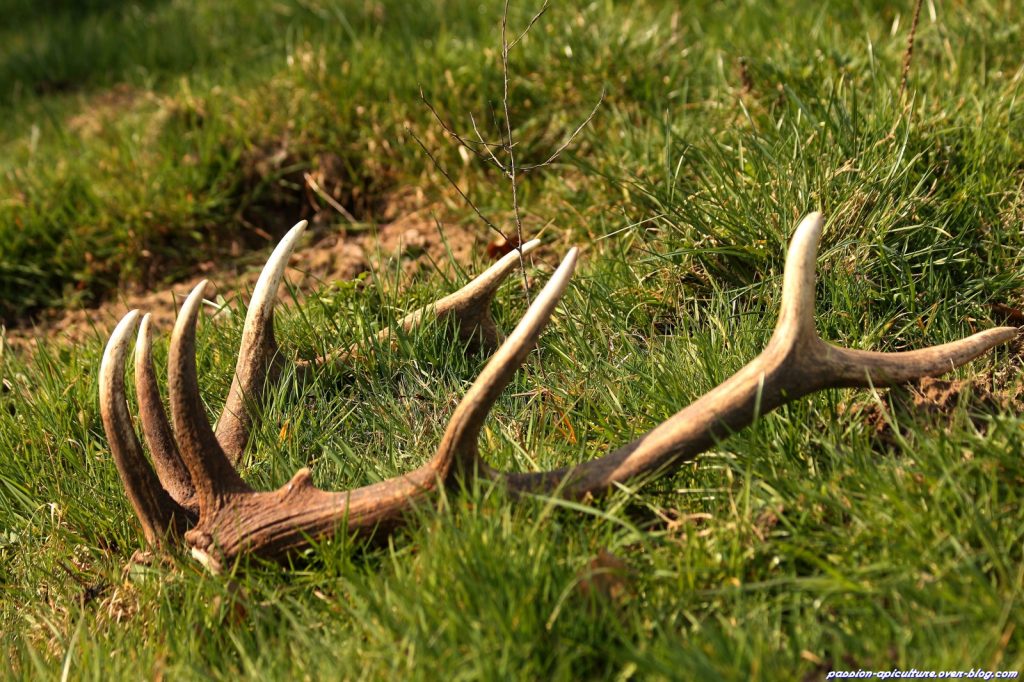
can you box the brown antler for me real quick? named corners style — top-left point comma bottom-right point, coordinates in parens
top-left (99, 222), bottom-right (542, 566)
top-left (100, 212), bottom-right (1015, 571)
top-left (440, 212), bottom-right (1017, 496)
top-left (100, 311), bottom-right (195, 547)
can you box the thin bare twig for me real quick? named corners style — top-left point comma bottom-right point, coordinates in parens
top-left (470, 112), bottom-right (505, 169)
top-left (304, 172), bottom-right (358, 224)
top-left (415, 0), bottom-right (602, 308)
top-left (419, 88), bottom-right (506, 171)
top-left (508, 0), bottom-right (550, 50)
top-left (519, 88), bottom-right (606, 171)
top-left (407, 126), bottom-right (507, 241)
top-left (501, 0), bottom-right (530, 302)
top-left (899, 0), bottom-right (924, 100)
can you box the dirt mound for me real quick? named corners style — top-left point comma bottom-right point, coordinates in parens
top-left (4, 199), bottom-right (491, 353)
top-left (841, 334), bottom-right (1024, 448)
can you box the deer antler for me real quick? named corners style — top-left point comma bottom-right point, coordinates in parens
top-left (99, 222), bottom-right (541, 563)
top-left (441, 212), bottom-right (1017, 495)
top-left (99, 213), bottom-right (1015, 571)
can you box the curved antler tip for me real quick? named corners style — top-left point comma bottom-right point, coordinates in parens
top-left (106, 309), bottom-right (141, 351)
top-left (189, 279), bottom-right (213, 301)
top-left (539, 247), bottom-right (579, 299)
top-left (792, 211), bottom-right (825, 247)
top-left (519, 238), bottom-right (541, 256)
top-left (243, 220), bottom-right (308, 327)
top-left (174, 281), bottom-right (211, 338)
top-left (449, 237), bottom-right (547, 305)
top-left (135, 313), bottom-right (154, 357)
top-left (102, 310), bottom-right (142, 375)
top-left (138, 311), bottom-right (154, 334)
top-left (286, 218), bottom-right (308, 241)
top-left (118, 308), bottom-right (142, 331)
top-left (279, 220), bottom-right (308, 251)
top-left (990, 325), bottom-right (1020, 344)
top-left (949, 324), bottom-right (1019, 365)
top-left (490, 239), bottom-right (539, 272)
top-left (122, 308), bottom-right (142, 326)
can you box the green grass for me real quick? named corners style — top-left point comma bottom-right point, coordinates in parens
top-left (2, 0), bottom-right (1024, 679)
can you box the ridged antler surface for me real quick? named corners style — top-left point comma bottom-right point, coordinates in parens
top-left (99, 214), bottom-right (1015, 571)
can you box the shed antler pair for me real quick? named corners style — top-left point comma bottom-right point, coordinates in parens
top-left (100, 214), bottom-right (1016, 571)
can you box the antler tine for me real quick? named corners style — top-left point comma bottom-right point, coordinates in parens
top-left (135, 314), bottom-right (198, 513)
top-left (437, 248), bottom-right (579, 475)
top-left (216, 220), bottom-right (308, 464)
top-left (309, 239), bottom-right (544, 368)
top-left (414, 238), bottom-right (544, 349)
top-left (168, 281), bottom-right (252, 515)
top-left (470, 212), bottom-right (1017, 497)
top-left (767, 213), bottom-right (1017, 388)
top-left (100, 311), bottom-right (194, 545)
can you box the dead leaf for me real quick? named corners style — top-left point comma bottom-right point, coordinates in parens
top-left (486, 233), bottom-right (523, 260)
top-left (576, 549), bottom-right (631, 601)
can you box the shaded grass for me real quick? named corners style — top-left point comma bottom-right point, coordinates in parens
top-left (2, 0), bottom-right (1024, 679)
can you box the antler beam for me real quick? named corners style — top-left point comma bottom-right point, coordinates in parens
top-left (99, 213), bottom-right (1016, 571)
top-left (442, 213), bottom-right (1015, 496)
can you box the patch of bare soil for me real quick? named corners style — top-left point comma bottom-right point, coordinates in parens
top-left (5, 194), bottom-right (497, 353)
top-left (841, 330), bottom-right (1024, 448)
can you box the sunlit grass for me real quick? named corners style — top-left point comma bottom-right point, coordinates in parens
top-left (1, 1), bottom-right (1024, 679)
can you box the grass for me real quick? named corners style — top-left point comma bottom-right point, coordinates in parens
top-left (2, 0), bottom-right (1024, 679)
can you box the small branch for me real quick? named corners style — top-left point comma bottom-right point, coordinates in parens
top-left (304, 172), bottom-right (358, 224)
top-left (508, 0), bottom-right (551, 50)
top-left (520, 88), bottom-right (605, 172)
top-left (420, 88), bottom-right (506, 172)
top-left (470, 112), bottom-right (506, 169)
top-left (407, 126), bottom-right (507, 241)
top-left (412, 1), bottom-right (600, 312)
top-left (501, 0), bottom-right (530, 303)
